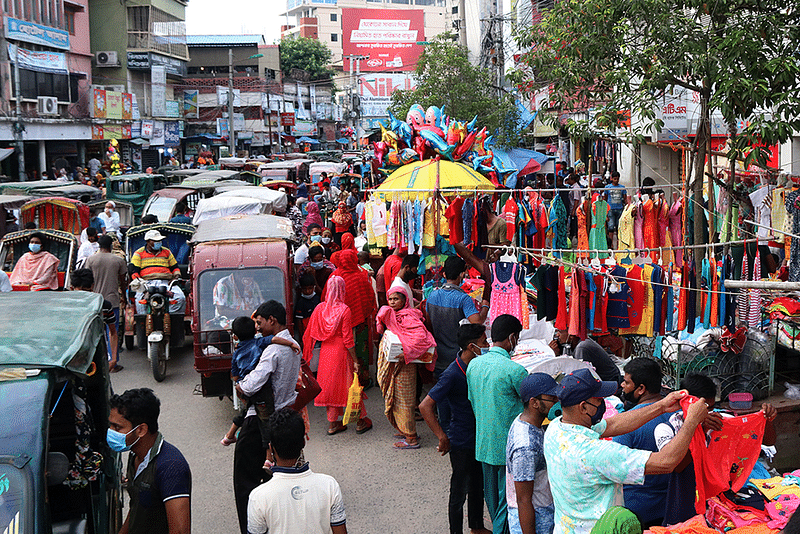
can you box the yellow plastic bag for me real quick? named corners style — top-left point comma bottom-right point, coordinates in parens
top-left (342, 372), bottom-right (362, 426)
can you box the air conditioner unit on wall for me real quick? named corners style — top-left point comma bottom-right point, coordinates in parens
top-left (95, 51), bottom-right (119, 67)
top-left (37, 96), bottom-right (58, 116)
top-left (104, 85), bottom-right (125, 93)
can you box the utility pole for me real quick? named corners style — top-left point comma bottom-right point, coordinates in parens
top-left (459, 0), bottom-right (467, 47)
top-left (344, 54), bottom-right (368, 148)
top-left (228, 48), bottom-right (235, 157)
top-left (13, 45), bottom-right (25, 181)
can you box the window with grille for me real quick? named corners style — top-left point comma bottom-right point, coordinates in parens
top-left (127, 5), bottom-right (188, 59)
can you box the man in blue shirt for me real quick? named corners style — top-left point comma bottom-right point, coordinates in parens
top-left (612, 358), bottom-right (671, 528)
top-left (169, 202), bottom-right (193, 225)
top-left (467, 315), bottom-right (528, 534)
top-left (420, 324), bottom-right (492, 534)
top-left (88, 207), bottom-right (106, 234)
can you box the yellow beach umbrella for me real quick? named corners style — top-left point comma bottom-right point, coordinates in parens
top-left (376, 158), bottom-right (495, 200)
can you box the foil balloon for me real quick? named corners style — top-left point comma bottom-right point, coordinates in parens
top-left (373, 141), bottom-right (388, 167)
top-left (387, 110), bottom-right (413, 146)
top-left (419, 129), bottom-right (455, 160)
top-left (466, 115), bottom-right (478, 132)
top-left (425, 105), bottom-right (445, 130)
top-left (398, 148), bottom-right (420, 165)
top-left (406, 104), bottom-right (425, 127)
top-left (471, 127), bottom-right (489, 156)
top-left (453, 129), bottom-right (479, 160)
top-left (380, 123), bottom-right (401, 151)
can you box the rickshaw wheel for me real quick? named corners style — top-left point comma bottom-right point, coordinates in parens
top-left (149, 339), bottom-right (168, 382)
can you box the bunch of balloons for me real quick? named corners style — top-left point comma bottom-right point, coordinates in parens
top-left (107, 138), bottom-right (121, 176)
top-left (373, 104), bottom-right (511, 186)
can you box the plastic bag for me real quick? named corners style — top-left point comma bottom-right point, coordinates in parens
top-left (342, 373), bottom-right (363, 426)
top-left (785, 382), bottom-right (800, 400)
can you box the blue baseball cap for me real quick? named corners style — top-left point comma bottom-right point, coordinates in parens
top-left (520, 373), bottom-right (559, 403)
top-left (557, 368), bottom-right (619, 407)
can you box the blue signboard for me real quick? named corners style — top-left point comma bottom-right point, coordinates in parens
top-left (164, 121), bottom-right (181, 148)
top-left (4, 17), bottom-right (69, 50)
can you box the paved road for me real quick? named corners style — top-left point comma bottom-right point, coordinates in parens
top-left (111, 342), bottom-right (488, 533)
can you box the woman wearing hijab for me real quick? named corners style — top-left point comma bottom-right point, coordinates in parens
top-left (332, 200), bottom-right (353, 242)
top-left (303, 201), bottom-right (324, 234)
top-left (304, 275), bottom-right (372, 435)
top-left (376, 281), bottom-right (436, 449)
top-left (335, 249), bottom-right (377, 388)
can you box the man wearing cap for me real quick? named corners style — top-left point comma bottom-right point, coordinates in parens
top-left (129, 229), bottom-right (184, 315)
top-left (506, 373), bottom-right (559, 534)
top-left (466, 314), bottom-right (528, 534)
top-left (543, 368), bottom-right (709, 534)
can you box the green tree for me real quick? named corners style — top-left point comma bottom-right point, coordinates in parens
top-left (511, 0), bottom-right (800, 249)
top-left (390, 34), bottom-right (521, 147)
top-left (280, 37), bottom-right (334, 81)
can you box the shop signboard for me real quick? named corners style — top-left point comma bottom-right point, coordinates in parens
top-left (7, 44), bottom-right (67, 74)
top-left (358, 73), bottom-right (415, 117)
top-left (292, 120), bottom-right (316, 136)
top-left (164, 121), bottom-right (180, 148)
top-left (131, 121), bottom-right (142, 139)
top-left (184, 90), bottom-right (198, 119)
top-left (141, 120), bottom-right (154, 139)
top-left (151, 65), bottom-right (167, 117)
top-left (342, 8), bottom-right (424, 72)
top-left (122, 93), bottom-right (133, 120)
top-left (151, 120), bottom-right (165, 146)
top-left (185, 141), bottom-right (201, 155)
top-left (165, 100), bottom-right (181, 118)
top-left (251, 132), bottom-right (266, 146)
top-left (91, 125), bottom-right (104, 140)
top-left (106, 92), bottom-right (122, 120)
top-left (127, 52), bottom-right (150, 70)
top-left (217, 118), bottom-right (228, 138)
top-left (131, 94), bottom-right (141, 120)
top-left (217, 86), bottom-right (241, 106)
top-left (4, 16), bottom-right (69, 49)
top-left (280, 112), bottom-right (295, 126)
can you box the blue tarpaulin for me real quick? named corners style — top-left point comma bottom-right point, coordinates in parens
top-left (336, 138), bottom-right (350, 144)
top-left (297, 136), bottom-right (319, 144)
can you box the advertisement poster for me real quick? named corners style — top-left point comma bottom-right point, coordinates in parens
top-left (92, 88), bottom-right (106, 118)
top-left (184, 90), bottom-right (198, 118)
top-left (342, 8), bottom-right (424, 72)
top-left (164, 121), bottom-right (180, 147)
top-left (151, 120), bottom-right (165, 146)
top-left (358, 73), bottom-right (416, 117)
top-left (292, 120), bottom-right (316, 136)
top-left (122, 93), bottom-right (133, 120)
top-left (141, 120), bottom-right (154, 139)
top-left (280, 112), bottom-right (295, 126)
top-left (7, 44), bottom-right (67, 73)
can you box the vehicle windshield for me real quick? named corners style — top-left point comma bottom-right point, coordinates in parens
top-left (0, 464), bottom-right (28, 532)
top-left (144, 196), bottom-right (176, 224)
top-left (110, 180), bottom-right (141, 193)
top-left (197, 268), bottom-right (285, 329)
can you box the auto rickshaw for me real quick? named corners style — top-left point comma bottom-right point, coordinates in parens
top-left (20, 197), bottom-right (89, 236)
top-left (0, 229), bottom-right (78, 290)
top-left (162, 168), bottom-right (205, 185)
top-left (189, 214), bottom-right (295, 397)
top-left (124, 222), bottom-right (195, 351)
top-left (141, 186), bottom-right (203, 224)
top-left (0, 194), bottom-right (31, 238)
top-left (32, 183), bottom-right (102, 203)
top-left (0, 292), bottom-right (123, 534)
top-left (0, 180), bottom-right (63, 196)
top-left (105, 174), bottom-right (168, 224)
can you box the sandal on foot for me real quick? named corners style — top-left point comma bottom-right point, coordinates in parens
top-left (394, 439), bottom-right (421, 450)
top-left (327, 424), bottom-right (347, 436)
top-left (356, 418), bottom-right (373, 434)
top-left (220, 436), bottom-right (237, 446)
top-left (109, 365), bottom-right (124, 373)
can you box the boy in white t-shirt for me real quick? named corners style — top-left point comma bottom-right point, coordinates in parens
top-left (248, 408), bottom-right (348, 534)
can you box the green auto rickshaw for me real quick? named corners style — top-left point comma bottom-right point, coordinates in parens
top-left (0, 291), bottom-right (123, 533)
top-left (105, 174), bottom-right (169, 224)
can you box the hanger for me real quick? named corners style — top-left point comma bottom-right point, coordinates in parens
top-left (604, 256), bottom-right (617, 267)
top-left (658, 247), bottom-right (664, 266)
top-left (500, 246), bottom-right (518, 263)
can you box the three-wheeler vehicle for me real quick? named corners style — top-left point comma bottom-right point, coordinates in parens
top-left (0, 291), bottom-right (123, 534)
top-left (0, 228), bottom-right (77, 290)
top-left (20, 197), bottom-right (89, 236)
top-left (189, 214), bottom-right (295, 397)
top-left (105, 174), bottom-right (168, 223)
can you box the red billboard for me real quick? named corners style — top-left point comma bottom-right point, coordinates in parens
top-left (342, 8), bottom-right (425, 72)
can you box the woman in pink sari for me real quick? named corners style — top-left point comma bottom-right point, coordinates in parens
top-left (376, 281), bottom-right (436, 449)
top-left (10, 232), bottom-right (60, 290)
top-left (303, 275), bottom-right (371, 435)
top-left (302, 201), bottom-right (324, 233)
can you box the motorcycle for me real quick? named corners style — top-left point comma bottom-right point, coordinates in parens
top-left (138, 279), bottom-right (183, 382)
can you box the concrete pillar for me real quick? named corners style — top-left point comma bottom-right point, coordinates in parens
top-left (78, 141), bottom-right (86, 167)
top-left (38, 140), bottom-right (46, 173)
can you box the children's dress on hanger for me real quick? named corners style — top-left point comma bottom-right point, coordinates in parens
top-left (489, 262), bottom-right (523, 323)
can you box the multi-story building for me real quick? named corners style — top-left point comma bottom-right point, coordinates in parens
top-left (281, 0), bottom-right (449, 139)
top-left (89, 0), bottom-right (188, 169)
top-left (0, 0), bottom-right (94, 178)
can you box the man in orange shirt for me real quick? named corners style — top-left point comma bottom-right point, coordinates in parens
top-left (129, 229), bottom-right (184, 314)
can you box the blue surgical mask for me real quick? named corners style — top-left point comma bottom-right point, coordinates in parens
top-left (471, 344), bottom-right (490, 356)
top-left (301, 291), bottom-right (317, 300)
top-left (547, 401), bottom-right (562, 421)
top-left (152, 242), bottom-right (162, 251)
top-left (310, 235), bottom-right (322, 243)
top-left (310, 261), bottom-right (324, 269)
top-left (28, 243), bottom-right (41, 253)
top-left (106, 425), bottom-right (141, 452)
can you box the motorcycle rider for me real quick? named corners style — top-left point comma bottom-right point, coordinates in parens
top-left (129, 229), bottom-right (184, 315)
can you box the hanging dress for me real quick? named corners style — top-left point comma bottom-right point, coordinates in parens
top-left (489, 262), bottom-right (522, 323)
top-left (589, 197), bottom-right (610, 258)
top-left (576, 200), bottom-right (589, 260)
top-left (656, 199), bottom-right (671, 264)
top-left (634, 201), bottom-right (645, 251)
top-left (616, 203), bottom-right (636, 262)
top-left (668, 198), bottom-right (683, 269)
top-left (642, 198), bottom-right (658, 260)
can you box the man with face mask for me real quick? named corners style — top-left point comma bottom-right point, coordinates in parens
top-left (611, 359), bottom-right (671, 528)
top-left (108, 388), bottom-right (191, 534)
top-left (129, 229), bottom-right (184, 314)
top-left (392, 254), bottom-right (421, 305)
top-left (299, 244), bottom-right (335, 294)
top-left (419, 323), bottom-right (492, 534)
top-left (98, 200), bottom-right (122, 239)
top-left (543, 368), bottom-right (709, 534)
top-left (506, 373), bottom-right (559, 534)
top-left (466, 314), bottom-right (528, 534)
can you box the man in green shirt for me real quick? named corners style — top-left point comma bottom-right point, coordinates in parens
top-left (467, 314), bottom-right (528, 534)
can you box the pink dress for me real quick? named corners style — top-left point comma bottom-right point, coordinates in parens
top-left (669, 199), bottom-right (683, 268)
top-left (634, 201), bottom-right (645, 250)
top-left (489, 262), bottom-right (522, 323)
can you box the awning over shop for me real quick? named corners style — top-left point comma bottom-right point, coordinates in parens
top-left (0, 147), bottom-right (15, 162)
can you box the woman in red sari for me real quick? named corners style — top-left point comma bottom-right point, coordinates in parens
top-left (335, 249), bottom-right (377, 388)
top-left (303, 275), bottom-right (371, 435)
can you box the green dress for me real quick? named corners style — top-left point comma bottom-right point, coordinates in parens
top-left (589, 198), bottom-right (610, 258)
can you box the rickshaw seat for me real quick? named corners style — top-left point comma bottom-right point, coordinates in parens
top-left (52, 518), bottom-right (88, 534)
top-left (57, 271), bottom-right (65, 288)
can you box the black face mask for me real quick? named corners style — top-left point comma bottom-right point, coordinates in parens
top-left (402, 270), bottom-right (416, 283)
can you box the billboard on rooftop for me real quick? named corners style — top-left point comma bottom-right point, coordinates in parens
top-left (342, 8), bottom-right (425, 72)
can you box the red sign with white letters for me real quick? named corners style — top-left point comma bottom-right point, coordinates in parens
top-left (342, 8), bottom-right (425, 72)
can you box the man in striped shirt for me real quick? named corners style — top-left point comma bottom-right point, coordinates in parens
top-left (130, 229), bottom-right (185, 314)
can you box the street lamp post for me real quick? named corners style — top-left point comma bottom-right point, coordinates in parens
top-left (227, 50), bottom-right (264, 158)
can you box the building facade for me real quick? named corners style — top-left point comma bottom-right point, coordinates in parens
top-left (0, 0), bottom-right (94, 178)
